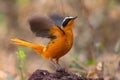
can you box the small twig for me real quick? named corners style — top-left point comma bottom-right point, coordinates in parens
top-left (17, 47), bottom-right (26, 80)
top-left (18, 60), bottom-right (24, 80)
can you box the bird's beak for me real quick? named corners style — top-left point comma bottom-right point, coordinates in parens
top-left (71, 16), bottom-right (77, 20)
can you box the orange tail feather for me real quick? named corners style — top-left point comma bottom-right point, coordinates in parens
top-left (11, 38), bottom-right (45, 54)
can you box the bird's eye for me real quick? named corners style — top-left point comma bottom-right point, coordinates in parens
top-left (62, 19), bottom-right (71, 27)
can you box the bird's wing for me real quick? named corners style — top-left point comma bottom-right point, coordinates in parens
top-left (28, 14), bottom-right (65, 39)
top-left (49, 14), bottom-right (64, 27)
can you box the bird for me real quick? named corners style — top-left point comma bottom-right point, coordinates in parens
top-left (11, 14), bottom-right (77, 64)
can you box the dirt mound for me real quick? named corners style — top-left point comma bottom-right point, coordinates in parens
top-left (28, 68), bottom-right (104, 80)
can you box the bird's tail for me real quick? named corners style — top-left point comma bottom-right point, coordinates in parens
top-left (11, 38), bottom-right (45, 54)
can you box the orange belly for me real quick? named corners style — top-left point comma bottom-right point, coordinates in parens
top-left (41, 35), bottom-right (73, 60)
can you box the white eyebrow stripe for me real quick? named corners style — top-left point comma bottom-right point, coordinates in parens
top-left (62, 17), bottom-right (73, 24)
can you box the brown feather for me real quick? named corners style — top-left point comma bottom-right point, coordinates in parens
top-left (28, 15), bottom-right (55, 38)
top-left (28, 14), bottom-right (65, 39)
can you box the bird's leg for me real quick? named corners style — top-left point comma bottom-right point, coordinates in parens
top-left (50, 59), bottom-right (63, 70)
top-left (55, 58), bottom-right (64, 70)
top-left (51, 59), bottom-right (60, 68)
top-left (51, 59), bottom-right (56, 65)
top-left (50, 59), bottom-right (58, 69)
top-left (55, 58), bottom-right (59, 65)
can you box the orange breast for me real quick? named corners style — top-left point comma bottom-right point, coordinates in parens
top-left (41, 29), bottom-right (73, 60)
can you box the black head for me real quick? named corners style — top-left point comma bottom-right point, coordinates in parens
top-left (62, 16), bottom-right (77, 27)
